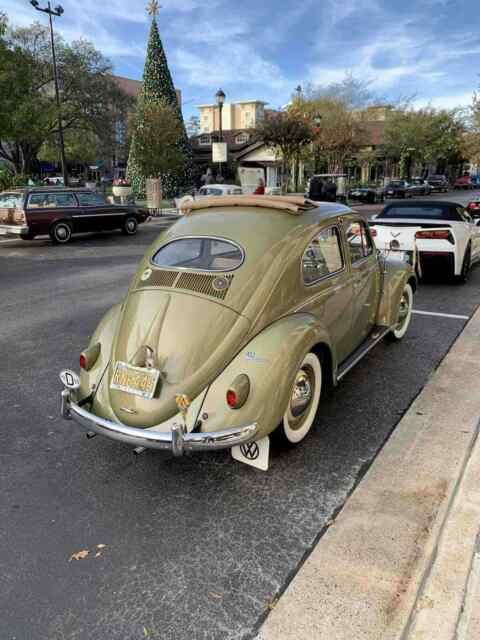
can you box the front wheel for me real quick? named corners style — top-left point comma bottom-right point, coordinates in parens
top-left (122, 216), bottom-right (138, 236)
top-left (386, 283), bottom-right (413, 341)
top-left (274, 352), bottom-right (322, 447)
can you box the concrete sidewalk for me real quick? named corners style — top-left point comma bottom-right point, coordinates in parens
top-left (257, 306), bottom-right (480, 640)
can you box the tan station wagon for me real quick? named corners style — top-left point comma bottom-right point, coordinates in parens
top-left (60, 195), bottom-right (416, 470)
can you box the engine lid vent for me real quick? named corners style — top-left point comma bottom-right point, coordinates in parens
top-left (175, 273), bottom-right (234, 300)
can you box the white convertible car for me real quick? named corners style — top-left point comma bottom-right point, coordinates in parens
top-left (370, 201), bottom-right (480, 282)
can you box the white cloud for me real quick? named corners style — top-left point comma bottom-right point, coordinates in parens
top-left (413, 92), bottom-right (475, 110)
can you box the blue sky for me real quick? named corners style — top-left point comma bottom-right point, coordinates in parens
top-left (4, 0), bottom-right (480, 119)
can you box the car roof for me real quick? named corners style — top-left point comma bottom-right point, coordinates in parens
top-left (383, 200), bottom-right (461, 208)
top-left (1, 187), bottom-right (94, 195)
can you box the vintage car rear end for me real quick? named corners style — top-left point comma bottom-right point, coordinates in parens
top-left (60, 196), bottom-right (415, 469)
top-left (0, 190), bottom-right (31, 238)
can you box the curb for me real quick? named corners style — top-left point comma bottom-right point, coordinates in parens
top-left (256, 305), bottom-right (480, 640)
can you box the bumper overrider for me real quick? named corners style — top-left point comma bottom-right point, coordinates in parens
top-left (0, 224), bottom-right (30, 236)
top-left (60, 371), bottom-right (258, 457)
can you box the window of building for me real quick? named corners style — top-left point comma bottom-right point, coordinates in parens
top-left (345, 221), bottom-right (374, 263)
top-left (235, 133), bottom-right (250, 144)
top-left (302, 226), bottom-right (344, 285)
top-left (199, 135), bottom-right (211, 145)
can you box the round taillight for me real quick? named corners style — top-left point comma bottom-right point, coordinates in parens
top-left (226, 389), bottom-right (238, 408)
top-left (79, 353), bottom-right (87, 370)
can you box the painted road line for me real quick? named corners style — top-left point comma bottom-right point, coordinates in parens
top-left (413, 309), bottom-right (470, 321)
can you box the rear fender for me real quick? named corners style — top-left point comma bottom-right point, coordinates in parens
top-left (376, 259), bottom-right (415, 327)
top-left (79, 303), bottom-right (122, 399)
top-left (199, 313), bottom-right (332, 440)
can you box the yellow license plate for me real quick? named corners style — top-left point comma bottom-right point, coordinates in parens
top-left (110, 362), bottom-right (160, 399)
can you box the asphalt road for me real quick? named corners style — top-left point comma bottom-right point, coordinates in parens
top-left (1, 202), bottom-right (480, 640)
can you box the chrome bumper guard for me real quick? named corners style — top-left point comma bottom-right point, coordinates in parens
top-left (61, 387), bottom-right (258, 457)
top-left (0, 224), bottom-right (30, 236)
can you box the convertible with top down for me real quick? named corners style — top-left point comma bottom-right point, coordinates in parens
top-left (60, 195), bottom-right (416, 470)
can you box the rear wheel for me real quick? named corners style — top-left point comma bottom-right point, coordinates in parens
top-left (122, 216), bottom-right (138, 236)
top-left (274, 352), bottom-right (322, 447)
top-left (50, 221), bottom-right (72, 244)
top-left (386, 283), bottom-right (413, 341)
top-left (456, 245), bottom-right (471, 284)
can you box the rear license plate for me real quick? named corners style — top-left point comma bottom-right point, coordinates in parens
top-left (110, 362), bottom-right (160, 399)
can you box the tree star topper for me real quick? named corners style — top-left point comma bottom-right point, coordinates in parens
top-left (147, 0), bottom-right (161, 17)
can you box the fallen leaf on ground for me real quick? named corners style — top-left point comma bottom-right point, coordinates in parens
top-left (95, 552), bottom-right (102, 558)
top-left (267, 598), bottom-right (279, 610)
top-left (143, 627), bottom-right (150, 637)
top-left (69, 549), bottom-right (89, 562)
top-left (96, 544), bottom-right (107, 549)
top-left (208, 592), bottom-right (223, 600)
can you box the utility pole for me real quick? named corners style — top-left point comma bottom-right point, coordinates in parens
top-left (30, 1), bottom-right (68, 186)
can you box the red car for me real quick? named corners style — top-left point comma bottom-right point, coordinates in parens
top-left (467, 199), bottom-right (480, 217)
top-left (453, 175), bottom-right (475, 190)
top-left (0, 187), bottom-right (148, 243)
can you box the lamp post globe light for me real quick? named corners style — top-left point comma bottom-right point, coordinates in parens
top-left (30, 0), bottom-right (68, 187)
top-left (215, 89), bottom-right (226, 179)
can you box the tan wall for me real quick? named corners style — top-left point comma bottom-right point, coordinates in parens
top-left (199, 101), bottom-right (265, 132)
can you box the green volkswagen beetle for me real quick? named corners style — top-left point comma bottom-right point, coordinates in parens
top-left (60, 195), bottom-right (416, 470)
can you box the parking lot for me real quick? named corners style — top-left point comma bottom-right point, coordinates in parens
top-left (1, 191), bottom-right (480, 640)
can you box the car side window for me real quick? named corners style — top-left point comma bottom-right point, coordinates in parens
top-left (345, 221), bottom-right (373, 264)
top-left (28, 192), bottom-right (76, 208)
top-left (76, 192), bottom-right (106, 206)
top-left (302, 226), bottom-right (344, 285)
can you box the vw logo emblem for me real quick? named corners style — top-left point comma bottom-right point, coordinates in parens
top-left (240, 442), bottom-right (260, 460)
top-left (212, 276), bottom-right (229, 292)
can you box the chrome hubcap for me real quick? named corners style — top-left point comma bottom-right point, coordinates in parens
top-left (397, 291), bottom-right (410, 326)
top-left (127, 220), bottom-right (135, 231)
top-left (57, 226), bottom-right (68, 239)
top-left (290, 369), bottom-right (313, 418)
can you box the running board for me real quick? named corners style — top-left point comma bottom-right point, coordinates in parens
top-left (337, 326), bottom-right (391, 381)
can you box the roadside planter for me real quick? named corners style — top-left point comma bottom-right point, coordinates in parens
top-left (60, 195), bottom-right (416, 470)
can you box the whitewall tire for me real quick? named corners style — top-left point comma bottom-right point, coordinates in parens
top-left (280, 352), bottom-right (322, 445)
top-left (387, 283), bottom-right (413, 341)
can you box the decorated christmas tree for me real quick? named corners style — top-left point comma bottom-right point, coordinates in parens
top-left (127, 0), bottom-right (194, 198)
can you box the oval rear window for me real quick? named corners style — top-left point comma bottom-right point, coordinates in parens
top-left (152, 237), bottom-right (244, 272)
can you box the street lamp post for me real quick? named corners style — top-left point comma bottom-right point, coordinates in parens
top-left (30, 0), bottom-right (68, 187)
top-left (215, 89), bottom-right (225, 179)
top-left (313, 114), bottom-right (322, 174)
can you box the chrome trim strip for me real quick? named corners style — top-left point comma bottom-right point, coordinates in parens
top-left (71, 213), bottom-right (125, 218)
top-left (336, 327), bottom-right (391, 381)
top-left (60, 384), bottom-right (258, 454)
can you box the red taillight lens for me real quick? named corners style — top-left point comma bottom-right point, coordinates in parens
top-left (415, 230), bottom-right (453, 243)
top-left (226, 389), bottom-right (238, 408)
top-left (468, 202), bottom-right (480, 209)
top-left (369, 227), bottom-right (377, 237)
top-left (79, 353), bottom-right (87, 370)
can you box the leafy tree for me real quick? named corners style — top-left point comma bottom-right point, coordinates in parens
top-left (130, 99), bottom-right (184, 179)
top-left (127, 14), bottom-right (194, 198)
top-left (186, 115), bottom-right (200, 137)
top-left (304, 73), bottom-right (382, 110)
top-left (0, 18), bottom-right (132, 175)
top-left (289, 95), bottom-right (362, 174)
top-left (382, 108), bottom-right (465, 177)
top-left (255, 111), bottom-right (314, 192)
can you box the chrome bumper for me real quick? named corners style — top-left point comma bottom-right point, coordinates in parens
top-left (61, 388), bottom-right (258, 456)
top-left (0, 224), bottom-right (30, 236)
